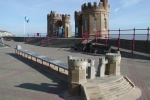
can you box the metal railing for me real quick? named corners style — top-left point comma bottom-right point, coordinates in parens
top-left (82, 27), bottom-right (150, 53)
top-left (26, 37), bottom-right (35, 43)
top-left (82, 32), bottom-right (89, 43)
top-left (42, 32), bottom-right (58, 46)
top-left (27, 33), bottom-right (47, 37)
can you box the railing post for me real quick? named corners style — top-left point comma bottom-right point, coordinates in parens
top-left (82, 34), bottom-right (83, 43)
top-left (118, 29), bottom-right (120, 50)
top-left (108, 29), bottom-right (110, 39)
top-left (95, 34), bottom-right (97, 44)
top-left (146, 27), bottom-right (149, 51)
top-left (105, 30), bottom-right (108, 46)
top-left (99, 30), bottom-right (101, 39)
top-left (55, 32), bottom-right (57, 38)
top-left (132, 28), bottom-right (135, 53)
top-left (87, 32), bottom-right (89, 43)
top-left (42, 40), bottom-right (43, 46)
top-left (105, 38), bottom-right (108, 46)
top-left (132, 38), bottom-right (134, 53)
top-left (108, 29), bottom-right (110, 46)
top-left (48, 37), bottom-right (49, 43)
top-left (97, 30), bottom-right (99, 40)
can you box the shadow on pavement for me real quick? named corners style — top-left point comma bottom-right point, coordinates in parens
top-left (15, 82), bottom-right (67, 95)
top-left (119, 50), bottom-right (150, 60)
top-left (5, 53), bottom-right (68, 98)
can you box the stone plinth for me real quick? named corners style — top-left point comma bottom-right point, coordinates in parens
top-left (80, 75), bottom-right (135, 100)
top-left (16, 44), bottom-right (22, 50)
top-left (68, 57), bottom-right (88, 95)
top-left (105, 53), bottom-right (121, 76)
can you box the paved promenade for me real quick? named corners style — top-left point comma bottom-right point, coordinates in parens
top-left (0, 41), bottom-right (150, 100)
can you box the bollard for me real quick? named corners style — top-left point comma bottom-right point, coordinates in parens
top-left (88, 59), bottom-right (96, 79)
top-left (97, 57), bottom-right (108, 77)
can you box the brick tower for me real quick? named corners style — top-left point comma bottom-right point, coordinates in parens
top-left (47, 11), bottom-right (72, 37)
top-left (74, 0), bottom-right (110, 38)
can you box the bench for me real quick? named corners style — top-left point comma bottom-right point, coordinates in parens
top-left (90, 44), bottom-right (112, 54)
top-left (15, 48), bottom-right (68, 72)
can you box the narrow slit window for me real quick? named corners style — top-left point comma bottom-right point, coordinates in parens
top-left (104, 18), bottom-right (107, 29)
top-left (85, 19), bottom-right (87, 31)
top-left (76, 27), bottom-right (78, 33)
top-left (94, 18), bottom-right (97, 30)
top-left (53, 24), bottom-right (55, 32)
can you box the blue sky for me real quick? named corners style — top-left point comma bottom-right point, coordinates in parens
top-left (0, 0), bottom-right (150, 36)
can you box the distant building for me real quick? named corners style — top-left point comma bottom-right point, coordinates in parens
top-left (0, 30), bottom-right (13, 37)
top-left (74, 0), bottom-right (110, 38)
top-left (47, 11), bottom-right (72, 38)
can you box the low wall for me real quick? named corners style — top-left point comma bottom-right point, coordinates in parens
top-left (4, 37), bottom-right (27, 42)
top-left (4, 36), bottom-right (150, 53)
top-left (95, 39), bottom-right (150, 53)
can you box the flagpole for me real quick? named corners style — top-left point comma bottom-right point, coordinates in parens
top-left (24, 16), bottom-right (29, 42)
top-left (24, 16), bottom-right (25, 42)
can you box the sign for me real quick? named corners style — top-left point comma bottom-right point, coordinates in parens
top-left (37, 33), bottom-right (39, 36)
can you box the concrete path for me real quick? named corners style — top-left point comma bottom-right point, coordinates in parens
top-left (0, 41), bottom-right (150, 100)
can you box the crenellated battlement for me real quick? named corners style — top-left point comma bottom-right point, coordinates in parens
top-left (47, 11), bottom-right (71, 22)
top-left (74, 11), bottom-right (82, 17)
top-left (69, 58), bottom-right (87, 62)
top-left (68, 58), bottom-right (88, 70)
top-left (62, 14), bottom-right (71, 23)
top-left (47, 10), bottom-right (62, 20)
top-left (62, 14), bottom-right (70, 19)
top-left (81, 0), bottom-right (110, 11)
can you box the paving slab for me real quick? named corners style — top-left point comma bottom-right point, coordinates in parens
top-left (0, 40), bottom-right (150, 100)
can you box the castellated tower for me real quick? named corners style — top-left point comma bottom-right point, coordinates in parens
top-left (75, 0), bottom-right (110, 38)
top-left (47, 11), bottom-right (72, 37)
top-left (62, 14), bottom-right (72, 37)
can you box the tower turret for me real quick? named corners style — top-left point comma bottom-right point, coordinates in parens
top-left (75, 0), bottom-right (110, 38)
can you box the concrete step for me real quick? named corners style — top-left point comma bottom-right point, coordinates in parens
top-left (98, 79), bottom-right (128, 93)
top-left (98, 78), bottom-right (125, 89)
top-left (86, 77), bottom-right (125, 94)
top-left (88, 83), bottom-right (133, 100)
top-left (87, 80), bottom-right (129, 98)
top-left (103, 85), bottom-right (133, 100)
top-left (102, 82), bottom-right (132, 97)
top-left (83, 76), bottom-right (134, 100)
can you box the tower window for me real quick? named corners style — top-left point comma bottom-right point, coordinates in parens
top-left (104, 18), bottom-right (107, 29)
top-left (94, 18), bottom-right (97, 30)
top-left (53, 24), bottom-right (55, 32)
top-left (76, 27), bottom-right (78, 33)
top-left (85, 19), bottom-right (88, 31)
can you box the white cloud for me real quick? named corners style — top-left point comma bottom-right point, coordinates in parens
top-left (114, 8), bottom-right (119, 14)
top-left (120, 0), bottom-right (141, 8)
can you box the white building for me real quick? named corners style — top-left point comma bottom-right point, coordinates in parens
top-left (0, 30), bottom-right (13, 37)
